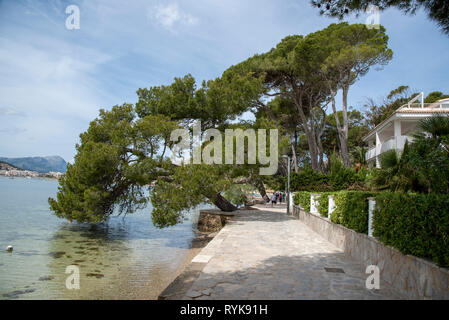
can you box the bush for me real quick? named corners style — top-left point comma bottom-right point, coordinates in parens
top-left (329, 155), bottom-right (357, 190)
top-left (317, 192), bottom-right (333, 217)
top-left (370, 116), bottom-right (449, 194)
top-left (373, 192), bottom-right (449, 267)
top-left (290, 168), bottom-right (330, 192)
top-left (290, 159), bottom-right (369, 193)
top-left (293, 191), bottom-right (311, 212)
top-left (331, 191), bottom-right (374, 234)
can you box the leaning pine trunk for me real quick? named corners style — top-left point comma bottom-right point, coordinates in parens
top-left (213, 193), bottom-right (238, 212)
top-left (253, 177), bottom-right (270, 202)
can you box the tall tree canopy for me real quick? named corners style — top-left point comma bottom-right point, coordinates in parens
top-left (317, 23), bottom-right (393, 166)
top-left (311, 0), bottom-right (449, 35)
top-left (49, 74), bottom-right (282, 227)
top-left (227, 22), bottom-right (392, 170)
top-left (49, 22), bottom-right (394, 228)
top-left (225, 34), bottom-right (331, 171)
top-left (49, 105), bottom-right (179, 223)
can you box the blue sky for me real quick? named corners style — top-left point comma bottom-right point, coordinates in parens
top-left (1, 0), bottom-right (448, 163)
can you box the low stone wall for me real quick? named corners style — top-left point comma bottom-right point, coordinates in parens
top-left (293, 205), bottom-right (449, 299)
top-left (197, 210), bottom-right (235, 232)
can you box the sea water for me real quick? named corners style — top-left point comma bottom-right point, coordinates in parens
top-left (0, 176), bottom-right (204, 299)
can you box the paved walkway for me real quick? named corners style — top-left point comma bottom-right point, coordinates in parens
top-left (164, 206), bottom-right (405, 300)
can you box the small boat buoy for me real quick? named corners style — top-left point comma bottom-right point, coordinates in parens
top-left (6, 245), bottom-right (13, 252)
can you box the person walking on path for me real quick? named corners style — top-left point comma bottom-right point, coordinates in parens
top-left (271, 194), bottom-right (277, 207)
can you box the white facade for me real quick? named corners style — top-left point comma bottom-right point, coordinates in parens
top-left (363, 94), bottom-right (449, 168)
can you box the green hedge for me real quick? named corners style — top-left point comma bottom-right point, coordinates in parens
top-left (373, 192), bottom-right (449, 268)
top-left (317, 192), bottom-right (333, 217)
top-left (293, 189), bottom-right (449, 267)
top-left (293, 192), bottom-right (311, 212)
top-left (330, 191), bottom-right (374, 234)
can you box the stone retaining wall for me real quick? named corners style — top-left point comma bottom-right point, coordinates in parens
top-left (293, 205), bottom-right (449, 299)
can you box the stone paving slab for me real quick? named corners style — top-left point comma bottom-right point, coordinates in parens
top-left (173, 206), bottom-right (406, 300)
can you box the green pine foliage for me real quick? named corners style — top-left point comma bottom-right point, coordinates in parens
top-left (48, 105), bottom-right (178, 223)
top-left (311, 0), bottom-right (449, 36)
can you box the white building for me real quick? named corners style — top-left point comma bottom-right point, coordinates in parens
top-left (363, 93), bottom-right (449, 168)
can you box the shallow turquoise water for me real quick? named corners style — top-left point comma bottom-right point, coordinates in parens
top-left (0, 176), bottom-right (205, 299)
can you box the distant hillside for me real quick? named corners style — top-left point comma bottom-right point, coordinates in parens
top-left (0, 161), bottom-right (23, 171)
top-left (0, 156), bottom-right (67, 173)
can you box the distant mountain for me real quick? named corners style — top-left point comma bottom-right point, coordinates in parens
top-left (0, 161), bottom-right (23, 171)
top-left (0, 156), bottom-right (67, 173)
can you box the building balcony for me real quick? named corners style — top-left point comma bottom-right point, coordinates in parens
top-left (366, 147), bottom-right (376, 161)
top-left (365, 135), bottom-right (413, 163)
top-left (363, 93), bottom-right (449, 168)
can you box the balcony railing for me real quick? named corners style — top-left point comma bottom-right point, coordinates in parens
top-left (381, 136), bottom-right (396, 153)
top-left (399, 102), bottom-right (449, 110)
top-left (366, 135), bottom-right (414, 162)
top-left (365, 147), bottom-right (376, 161)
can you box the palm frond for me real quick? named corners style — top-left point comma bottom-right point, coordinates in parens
top-left (417, 115), bottom-right (449, 139)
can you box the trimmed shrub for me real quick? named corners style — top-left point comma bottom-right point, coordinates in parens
top-left (331, 191), bottom-right (374, 234)
top-left (373, 192), bottom-right (449, 268)
top-left (317, 192), bottom-right (333, 217)
top-left (293, 191), bottom-right (311, 212)
top-left (290, 168), bottom-right (330, 192)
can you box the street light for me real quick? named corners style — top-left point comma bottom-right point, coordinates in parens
top-left (282, 155), bottom-right (291, 215)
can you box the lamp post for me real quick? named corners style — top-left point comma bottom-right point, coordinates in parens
top-left (282, 155), bottom-right (291, 215)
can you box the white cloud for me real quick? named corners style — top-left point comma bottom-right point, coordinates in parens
top-left (0, 106), bottom-right (26, 117)
top-left (0, 36), bottom-right (113, 119)
top-left (0, 32), bottom-right (118, 160)
top-left (0, 127), bottom-right (27, 134)
top-left (150, 3), bottom-right (198, 31)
